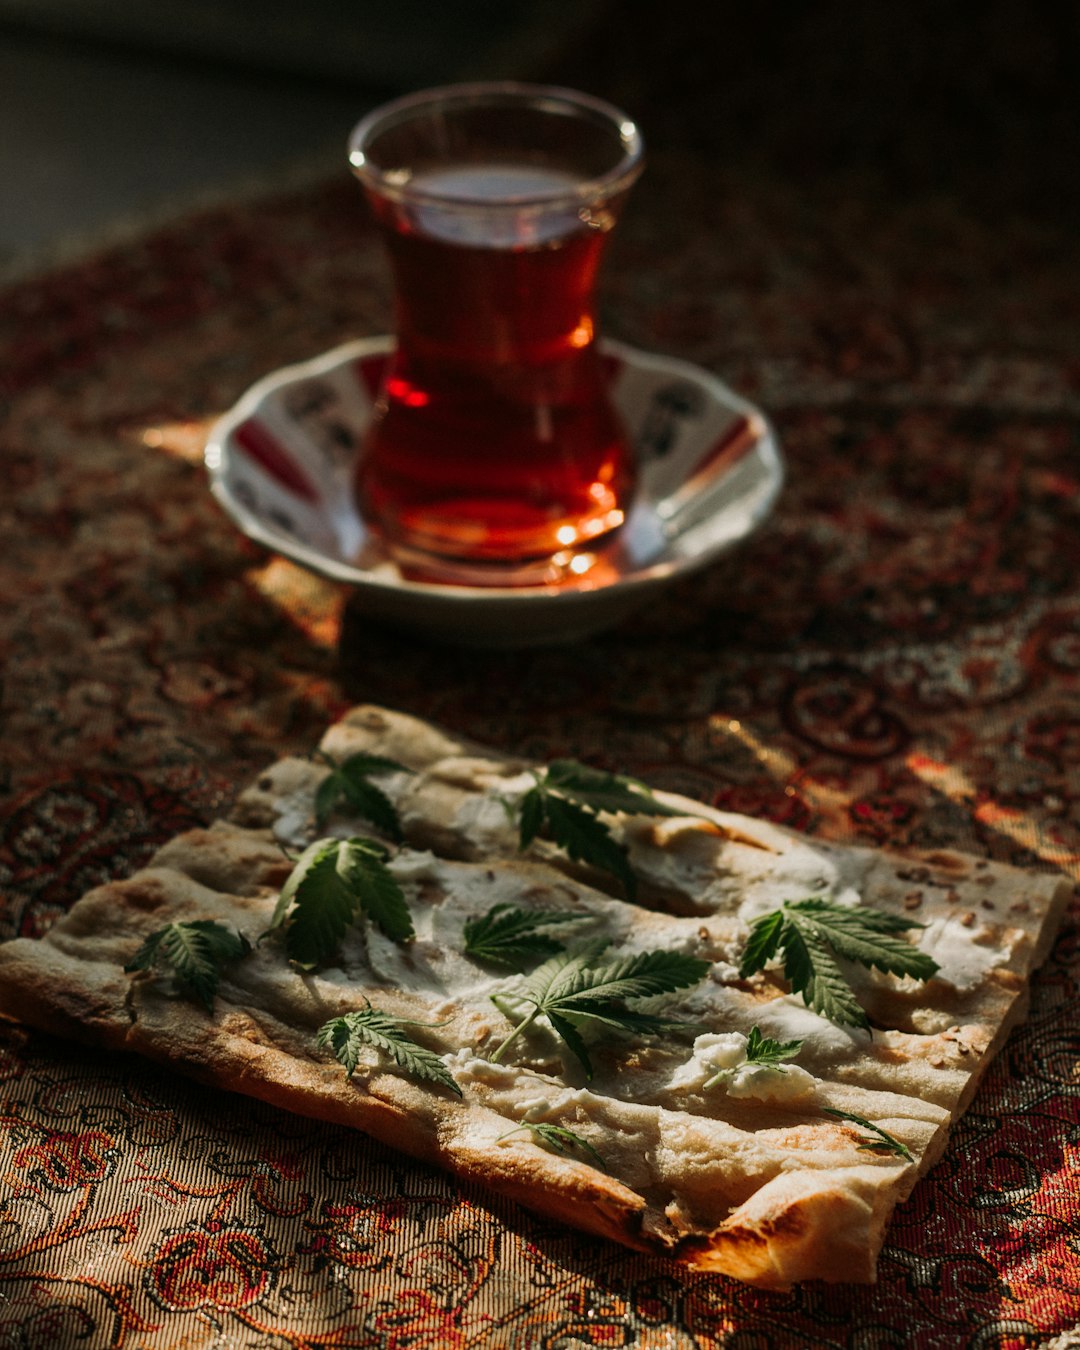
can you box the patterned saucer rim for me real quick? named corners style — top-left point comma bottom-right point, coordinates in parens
top-left (204, 336), bottom-right (784, 634)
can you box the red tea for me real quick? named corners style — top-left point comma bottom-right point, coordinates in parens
top-left (355, 162), bottom-right (636, 567)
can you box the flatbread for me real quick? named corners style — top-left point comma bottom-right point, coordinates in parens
top-left (0, 705), bottom-right (1069, 1289)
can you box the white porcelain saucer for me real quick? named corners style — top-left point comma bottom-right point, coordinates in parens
top-left (204, 337), bottom-right (784, 646)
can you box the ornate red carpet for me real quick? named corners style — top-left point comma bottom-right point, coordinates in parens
top-left (1, 56), bottom-right (1079, 1346)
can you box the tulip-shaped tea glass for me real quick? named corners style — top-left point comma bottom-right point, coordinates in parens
top-left (348, 82), bottom-right (644, 579)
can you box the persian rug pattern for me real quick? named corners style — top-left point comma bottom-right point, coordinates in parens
top-left (1, 154), bottom-right (1078, 1348)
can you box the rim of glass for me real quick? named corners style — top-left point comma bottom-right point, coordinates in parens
top-left (348, 81), bottom-right (644, 209)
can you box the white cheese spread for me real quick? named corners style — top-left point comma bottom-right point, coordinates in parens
top-left (919, 915), bottom-right (1001, 993)
top-left (668, 1031), bottom-right (817, 1103)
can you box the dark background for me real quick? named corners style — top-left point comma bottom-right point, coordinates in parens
top-left (559, 0), bottom-right (1080, 224)
top-left (2, 0), bottom-right (1077, 271)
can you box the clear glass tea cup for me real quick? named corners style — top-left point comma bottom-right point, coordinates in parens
top-left (347, 82), bottom-right (644, 579)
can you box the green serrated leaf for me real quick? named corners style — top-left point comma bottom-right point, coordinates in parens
top-left (314, 752), bottom-right (408, 839)
top-left (498, 1120), bottom-right (607, 1170)
top-left (544, 761), bottom-right (689, 819)
top-left (516, 939), bottom-right (610, 1009)
top-left (314, 775), bottom-right (343, 831)
top-left (267, 837), bottom-right (334, 932)
top-left (335, 752), bottom-right (411, 779)
top-left (518, 785), bottom-right (545, 850)
top-left (793, 898), bottom-right (924, 936)
top-left (337, 776), bottom-right (403, 843)
top-left (338, 838), bottom-right (413, 943)
top-left (274, 836), bottom-right (413, 967)
top-left (738, 909), bottom-right (785, 978)
top-left (282, 846), bottom-right (360, 967)
top-left (785, 899), bottom-right (939, 981)
top-left (541, 795), bottom-right (637, 900)
top-left (738, 896), bottom-right (938, 1029)
top-left (535, 946), bottom-right (709, 1007)
top-left (546, 1009), bottom-right (595, 1079)
top-left (514, 759), bottom-right (698, 899)
top-left (316, 1006), bottom-right (461, 1096)
top-left (780, 917), bottom-right (870, 1030)
top-left (489, 943), bottom-right (709, 1079)
top-left (462, 903), bottom-right (589, 971)
top-left (821, 1107), bottom-right (914, 1162)
top-left (744, 1025), bottom-right (804, 1066)
top-left (125, 920), bottom-right (250, 1013)
top-left (701, 1024), bottom-right (806, 1090)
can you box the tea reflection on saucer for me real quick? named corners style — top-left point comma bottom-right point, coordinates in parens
top-left (205, 336), bottom-right (784, 646)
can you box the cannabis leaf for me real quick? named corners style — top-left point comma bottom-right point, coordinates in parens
top-left (462, 903), bottom-right (592, 971)
top-left (822, 1107), bottom-right (914, 1162)
top-left (489, 940), bottom-right (709, 1079)
top-left (517, 761), bottom-right (688, 899)
top-left (267, 836), bottom-right (413, 966)
top-left (317, 1004), bottom-right (461, 1096)
top-left (522, 793), bottom-right (636, 899)
top-left (543, 761), bottom-right (691, 819)
top-left (743, 1024), bottom-right (805, 1067)
top-left (124, 920), bottom-right (250, 1013)
top-left (314, 751), bottom-right (408, 840)
top-left (498, 1121), bottom-right (607, 1170)
top-left (738, 898), bottom-right (939, 1029)
top-left (701, 1025), bottom-right (805, 1090)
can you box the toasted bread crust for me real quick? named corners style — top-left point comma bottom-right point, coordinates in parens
top-left (0, 705), bottom-right (1070, 1287)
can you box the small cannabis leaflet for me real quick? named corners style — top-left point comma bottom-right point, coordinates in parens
top-left (124, 920), bottom-right (250, 1012)
top-left (702, 1025), bottom-right (804, 1090)
top-left (822, 1107), bottom-right (914, 1162)
top-left (267, 836), bottom-right (413, 967)
top-left (489, 940), bottom-right (709, 1079)
top-left (739, 897), bottom-right (939, 1029)
top-left (462, 903), bottom-right (592, 971)
top-left (742, 1025), bottom-right (804, 1067)
top-left (317, 1003), bottom-right (461, 1097)
top-left (498, 1121), bottom-right (607, 1170)
top-left (313, 751), bottom-right (408, 839)
top-left (516, 760), bottom-right (691, 900)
